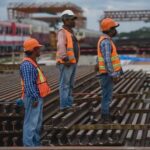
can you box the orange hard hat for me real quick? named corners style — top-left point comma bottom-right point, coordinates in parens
top-left (100, 18), bottom-right (119, 31)
top-left (23, 38), bottom-right (42, 52)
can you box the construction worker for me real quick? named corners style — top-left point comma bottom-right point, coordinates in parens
top-left (20, 38), bottom-right (51, 146)
top-left (56, 10), bottom-right (80, 111)
top-left (96, 18), bottom-right (123, 123)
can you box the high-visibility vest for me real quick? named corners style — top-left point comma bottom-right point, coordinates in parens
top-left (21, 57), bottom-right (51, 98)
top-left (97, 35), bottom-right (122, 73)
top-left (56, 28), bottom-right (80, 64)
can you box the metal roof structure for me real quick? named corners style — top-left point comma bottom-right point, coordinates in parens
top-left (8, 2), bottom-right (83, 13)
top-left (103, 10), bottom-right (150, 22)
top-left (7, 2), bottom-right (86, 28)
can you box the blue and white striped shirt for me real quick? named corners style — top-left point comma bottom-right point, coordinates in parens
top-left (20, 61), bottom-right (40, 100)
top-left (100, 35), bottom-right (122, 77)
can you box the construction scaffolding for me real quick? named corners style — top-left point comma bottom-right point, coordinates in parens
top-left (7, 2), bottom-right (87, 28)
top-left (103, 10), bottom-right (150, 22)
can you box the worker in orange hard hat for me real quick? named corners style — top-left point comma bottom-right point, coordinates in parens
top-left (23, 38), bottom-right (42, 51)
top-left (20, 38), bottom-right (51, 146)
top-left (100, 18), bottom-right (119, 32)
top-left (56, 10), bottom-right (80, 111)
top-left (95, 18), bottom-right (123, 123)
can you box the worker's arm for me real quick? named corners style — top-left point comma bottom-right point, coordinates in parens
top-left (20, 62), bottom-right (40, 101)
top-left (100, 39), bottom-right (121, 77)
top-left (57, 30), bottom-right (68, 61)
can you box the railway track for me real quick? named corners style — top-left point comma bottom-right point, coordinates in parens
top-left (0, 146), bottom-right (150, 150)
top-left (0, 66), bottom-right (150, 147)
top-left (0, 66), bottom-right (95, 146)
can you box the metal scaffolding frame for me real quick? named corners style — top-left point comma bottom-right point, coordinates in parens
top-left (7, 2), bottom-right (86, 28)
top-left (104, 10), bottom-right (150, 22)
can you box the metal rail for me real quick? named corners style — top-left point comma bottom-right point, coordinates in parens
top-left (0, 67), bottom-right (150, 147)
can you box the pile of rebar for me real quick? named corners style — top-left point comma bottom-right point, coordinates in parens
top-left (0, 66), bottom-right (150, 147)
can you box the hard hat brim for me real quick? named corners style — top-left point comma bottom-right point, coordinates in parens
top-left (110, 22), bottom-right (119, 30)
top-left (71, 16), bottom-right (77, 19)
top-left (24, 44), bottom-right (43, 52)
top-left (62, 14), bottom-right (77, 20)
top-left (36, 44), bottom-right (43, 47)
top-left (115, 23), bottom-right (119, 27)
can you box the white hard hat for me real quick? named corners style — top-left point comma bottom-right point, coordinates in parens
top-left (61, 9), bottom-right (77, 20)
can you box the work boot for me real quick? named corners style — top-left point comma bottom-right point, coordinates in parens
top-left (110, 111), bottom-right (122, 123)
top-left (60, 105), bottom-right (77, 112)
top-left (60, 107), bottom-right (68, 113)
top-left (100, 114), bottom-right (112, 124)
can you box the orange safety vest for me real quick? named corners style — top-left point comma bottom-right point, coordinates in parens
top-left (21, 57), bottom-right (51, 99)
top-left (56, 28), bottom-right (80, 64)
top-left (97, 35), bottom-right (122, 73)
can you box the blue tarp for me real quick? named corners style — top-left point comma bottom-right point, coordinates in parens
top-left (120, 55), bottom-right (150, 62)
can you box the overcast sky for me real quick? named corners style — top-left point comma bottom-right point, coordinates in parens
top-left (0, 0), bottom-right (150, 32)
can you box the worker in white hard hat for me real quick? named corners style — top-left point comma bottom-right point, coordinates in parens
top-left (56, 10), bottom-right (80, 111)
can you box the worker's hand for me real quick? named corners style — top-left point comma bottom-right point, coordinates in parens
top-left (16, 99), bottom-right (24, 107)
top-left (32, 100), bottom-right (38, 108)
top-left (94, 64), bottom-right (99, 72)
top-left (62, 56), bottom-right (69, 62)
top-left (112, 77), bottom-right (120, 84)
top-left (62, 57), bottom-right (71, 67)
top-left (120, 69), bottom-right (124, 76)
top-left (64, 62), bottom-right (71, 67)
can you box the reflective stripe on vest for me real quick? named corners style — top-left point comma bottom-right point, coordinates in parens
top-left (21, 57), bottom-right (51, 98)
top-left (56, 28), bottom-right (80, 64)
top-left (37, 68), bottom-right (45, 83)
top-left (97, 35), bottom-right (122, 73)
